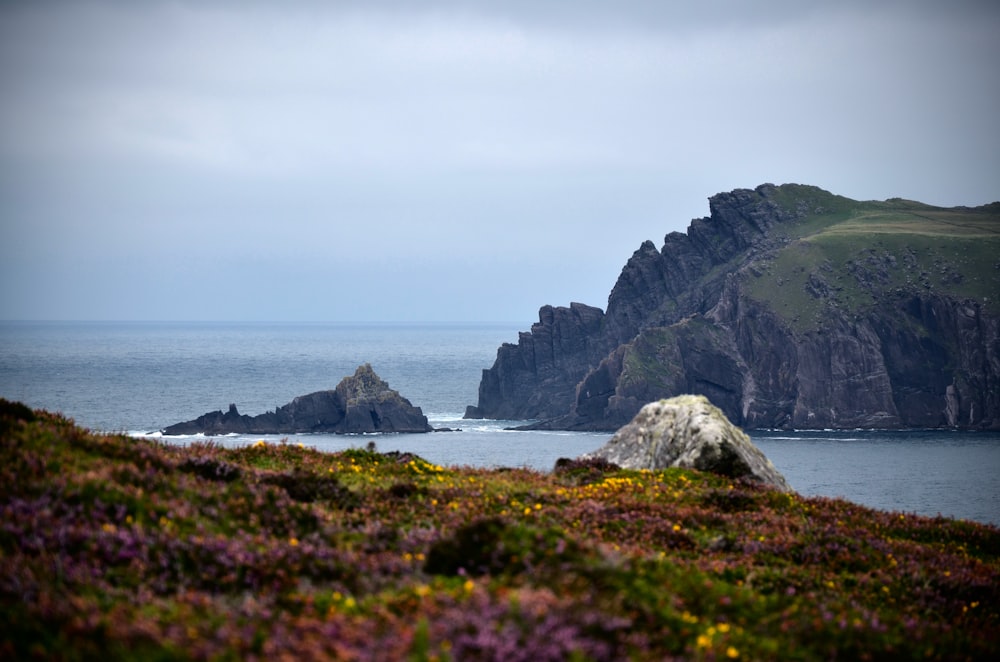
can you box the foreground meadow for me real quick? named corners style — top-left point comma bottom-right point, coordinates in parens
top-left (2, 400), bottom-right (998, 660)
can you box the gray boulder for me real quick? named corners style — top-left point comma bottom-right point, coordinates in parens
top-left (579, 394), bottom-right (792, 491)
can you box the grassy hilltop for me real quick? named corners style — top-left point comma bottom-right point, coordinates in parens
top-left (2, 400), bottom-right (999, 660)
top-left (741, 187), bottom-right (1000, 332)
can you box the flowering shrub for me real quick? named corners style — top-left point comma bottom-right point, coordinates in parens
top-left (1, 400), bottom-right (998, 660)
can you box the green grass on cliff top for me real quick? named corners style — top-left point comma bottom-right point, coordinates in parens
top-left (744, 192), bottom-right (1000, 332)
top-left (3, 400), bottom-right (999, 660)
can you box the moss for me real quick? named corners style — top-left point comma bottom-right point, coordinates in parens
top-left (619, 326), bottom-right (685, 393)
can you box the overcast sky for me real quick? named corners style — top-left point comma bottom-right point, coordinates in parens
top-left (2, 1), bottom-right (997, 322)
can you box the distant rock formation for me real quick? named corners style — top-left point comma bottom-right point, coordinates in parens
top-left (578, 395), bottom-right (792, 491)
top-left (162, 364), bottom-right (432, 435)
top-left (468, 184), bottom-right (1000, 430)
top-left (463, 302), bottom-right (615, 421)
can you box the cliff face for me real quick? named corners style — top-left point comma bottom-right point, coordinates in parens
top-left (464, 302), bottom-right (615, 420)
top-left (468, 184), bottom-right (1000, 430)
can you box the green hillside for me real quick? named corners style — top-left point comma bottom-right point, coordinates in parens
top-left (745, 194), bottom-right (1000, 333)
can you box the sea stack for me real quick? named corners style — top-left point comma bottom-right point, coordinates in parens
top-left (162, 364), bottom-right (433, 435)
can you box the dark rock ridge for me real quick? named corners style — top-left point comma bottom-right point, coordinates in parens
top-left (577, 395), bottom-right (792, 491)
top-left (467, 184), bottom-right (1000, 430)
top-left (463, 302), bottom-right (616, 421)
top-left (163, 364), bottom-right (432, 435)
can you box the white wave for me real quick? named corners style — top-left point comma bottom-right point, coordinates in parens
top-left (129, 430), bottom-right (163, 439)
top-left (426, 412), bottom-right (466, 422)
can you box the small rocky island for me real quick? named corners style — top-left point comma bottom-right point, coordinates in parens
top-left (162, 364), bottom-right (433, 435)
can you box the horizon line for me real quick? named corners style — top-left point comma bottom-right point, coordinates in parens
top-left (0, 318), bottom-right (533, 326)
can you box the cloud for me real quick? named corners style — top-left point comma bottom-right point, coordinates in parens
top-left (1, 0), bottom-right (998, 320)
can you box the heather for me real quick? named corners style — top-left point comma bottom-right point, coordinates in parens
top-left (2, 400), bottom-right (998, 660)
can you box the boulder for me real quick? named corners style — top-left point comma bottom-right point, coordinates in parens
top-left (162, 364), bottom-right (432, 435)
top-left (578, 394), bottom-right (792, 491)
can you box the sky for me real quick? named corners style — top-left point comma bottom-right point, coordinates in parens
top-left (1, 1), bottom-right (998, 323)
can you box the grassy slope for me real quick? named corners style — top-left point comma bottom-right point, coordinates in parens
top-left (2, 402), bottom-right (999, 660)
top-left (744, 191), bottom-right (1000, 333)
top-left (618, 318), bottom-right (736, 400)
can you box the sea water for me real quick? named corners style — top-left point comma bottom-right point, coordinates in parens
top-left (1, 321), bottom-right (998, 525)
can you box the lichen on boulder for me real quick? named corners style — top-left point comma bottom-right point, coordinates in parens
top-left (578, 394), bottom-right (792, 491)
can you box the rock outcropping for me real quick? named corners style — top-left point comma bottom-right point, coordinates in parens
top-left (468, 184), bottom-right (1000, 430)
top-left (463, 302), bottom-right (616, 421)
top-left (578, 395), bottom-right (792, 491)
top-left (163, 364), bottom-right (432, 435)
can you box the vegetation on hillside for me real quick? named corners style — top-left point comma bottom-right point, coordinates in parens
top-left (745, 190), bottom-right (1000, 331)
top-left (2, 400), bottom-right (998, 660)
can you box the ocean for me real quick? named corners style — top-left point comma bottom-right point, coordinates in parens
top-left (1, 321), bottom-right (998, 526)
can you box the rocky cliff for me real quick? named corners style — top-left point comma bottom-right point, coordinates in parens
top-left (467, 184), bottom-right (1000, 430)
top-left (463, 302), bottom-right (616, 421)
top-left (163, 364), bottom-right (433, 435)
